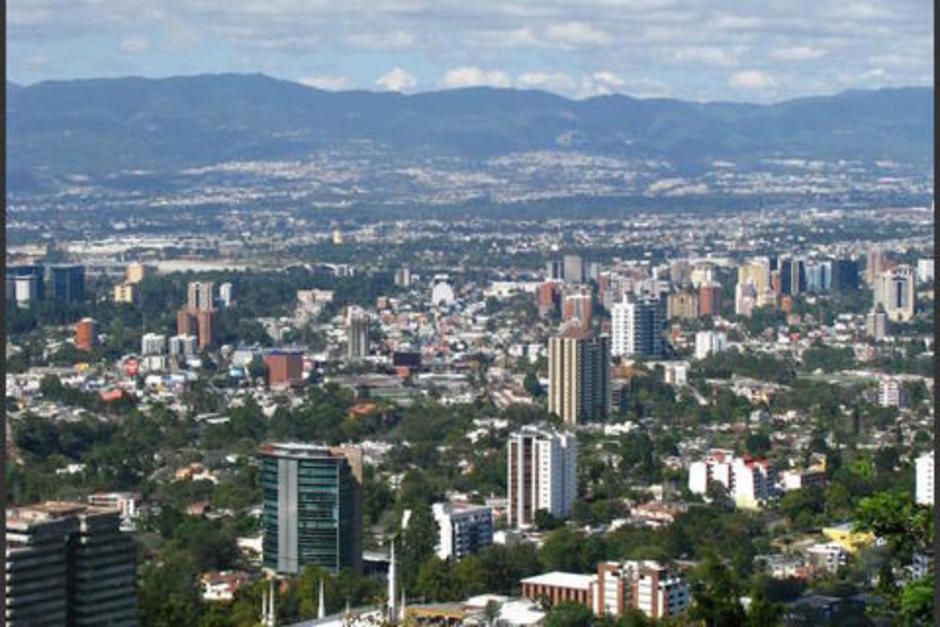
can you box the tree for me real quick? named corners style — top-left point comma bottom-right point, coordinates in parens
top-left (399, 504), bottom-right (439, 591)
top-left (899, 574), bottom-right (934, 625)
top-left (545, 602), bottom-right (593, 627)
top-left (747, 589), bottom-right (783, 626)
top-left (483, 599), bottom-right (502, 626)
top-left (533, 509), bottom-right (562, 531)
top-left (416, 556), bottom-right (457, 601)
top-left (524, 371), bottom-right (543, 397)
top-left (855, 491), bottom-right (932, 558)
top-left (689, 556), bottom-right (747, 627)
top-left (139, 549), bottom-right (204, 627)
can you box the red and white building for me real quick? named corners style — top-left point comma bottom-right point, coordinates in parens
top-left (688, 449), bottom-right (776, 509)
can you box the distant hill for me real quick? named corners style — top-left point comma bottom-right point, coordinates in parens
top-left (6, 73), bottom-right (933, 187)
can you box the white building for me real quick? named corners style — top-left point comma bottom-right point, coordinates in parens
top-left (694, 330), bottom-right (727, 360)
top-left (14, 275), bottom-right (38, 308)
top-left (595, 560), bottom-right (690, 620)
top-left (87, 491), bottom-right (141, 531)
top-left (507, 425), bottom-right (577, 528)
top-left (219, 282), bottom-right (233, 307)
top-left (874, 266), bottom-right (916, 322)
top-left (431, 281), bottom-right (456, 308)
top-left (431, 502), bottom-right (494, 561)
top-left (806, 542), bottom-right (847, 574)
top-left (688, 449), bottom-right (775, 510)
top-left (141, 332), bottom-right (167, 356)
top-left (662, 362), bottom-right (688, 386)
top-left (611, 297), bottom-right (662, 357)
top-left (916, 258), bottom-right (934, 284)
top-left (916, 451), bottom-right (934, 506)
top-left (735, 282), bottom-right (757, 317)
top-left (169, 334), bottom-right (198, 357)
top-left (877, 378), bottom-right (905, 408)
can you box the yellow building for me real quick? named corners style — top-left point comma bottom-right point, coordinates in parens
top-left (822, 524), bottom-right (875, 555)
top-left (113, 282), bottom-right (139, 304)
top-left (125, 262), bottom-right (154, 284)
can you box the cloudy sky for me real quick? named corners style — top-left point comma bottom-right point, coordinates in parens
top-left (7, 0), bottom-right (933, 102)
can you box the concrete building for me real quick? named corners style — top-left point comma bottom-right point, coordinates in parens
top-left (219, 282), bottom-right (233, 307)
top-left (877, 378), bottom-right (906, 408)
top-left (595, 560), bottom-right (690, 620)
top-left (520, 572), bottom-right (594, 609)
top-left (13, 275), bottom-right (39, 308)
top-left (5, 501), bottom-right (138, 626)
top-left (169, 334), bottom-right (198, 357)
top-left (915, 451), bottom-right (933, 506)
top-left (874, 266), bottom-right (916, 322)
top-left (611, 297), bottom-right (662, 357)
top-left (187, 281), bottom-right (214, 311)
top-left (563, 255), bottom-right (584, 284)
top-left (45, 265), bottom-right (85, 305)
top-left (538, 281), bottom-right (563, 316)
top-left (865, 246), bottom-right (885, 286)
top-left (141, 333), bottom-right (166, 356)
top-left (734, 282), bottom-right (757, 317)
top-left (125, 262), bottom-right (152, 284)
top-left (113, 282), bottom-right (139, 304)
top-left (258, 443), bottom-right (363, 575)
top-left (694, 330), bottom-right (727, 361)
top-left (666, 290), bottom-right (698, 320)
top-left (562, 291), bottom-right (593, 328)
top-left (74, 318), bottom-right (97, 352)
top-left (916, 258), bottom-right (934, 284)
top-left (347, 311), bottom-right (370, 360)
top-left (431, 502), bottom-right (493, 561)
top-left (866, 305), bottom-right (888, 341)
top-left (548, 331), bottom-right (610, 425)
top-left (507, 425), bottom-right (577, 528)
top-left (263, 350), bottom-right (305, 388)
top-left (688, 450), bottom-right (775, 510)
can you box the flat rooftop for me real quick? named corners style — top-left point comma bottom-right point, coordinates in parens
top-left (520, 571), bottom-right (595, 590)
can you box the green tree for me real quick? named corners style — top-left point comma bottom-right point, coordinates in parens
top-left (416, 556), bottom-right (458, 601)
top-left (689, 556), bottom-right (747, 627)
top-left (399, 504), bottom-right (440, 591)
top-left (545, 601), bottom-right (593, 627)
top-left (899, 574), bottom-right (934, 626)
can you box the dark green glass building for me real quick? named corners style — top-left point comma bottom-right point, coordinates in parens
top-left (259, 443), bottom-right (363, 575)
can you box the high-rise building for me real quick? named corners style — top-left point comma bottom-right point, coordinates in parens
top-left (698, 282), bottom-right (721, 316)
top-left (737, 259), bottom-right (770, 295)
top-left (865, 246), bottom-right (885, 286)
top-left (141, 333), bottom-right (166, 356)
top-left (394, 266), bottom-right (412, 288)
top-left (187, 281), bottom-right (214, 311)
top-left (5, 501), bottom-right (138, 626)
top-left (258, 443), bottom-right (363, 575)
top-left (877, 378), bottom-right (906, 408)
top-left (874, 266), bottom-right (916, 322)
top-left (75, 318), bottom-right (97, 352)
top-left (831, 259), bottom-right (859, 291)
top-left (546, 259), bottom-right (565, 281)
top-left (45, 265), bottom-right (85, 305)
top-left (611, 297), bottom-right (662, 357)
top-left (431, 502), bottom-right (493, 561)
top-left (778, 258), bottom-right (805, 296)
top-left (666, 290), bottom-right (698, 320)
top-left (694, 331), bottom-right (727, 361)
top-left (196, 309), bottom-right (217, 350)
top-left (506, 425), bottom-right (577, 528)
top-left (113, 282), bottom-right (139, 304)
top-left (735, 282), bottom-right (757, 317)
top-left (263, 350), bottom-right (305, 388)
top-left (6, 264), bottom-right (46, 300)
top-left (915, 451), bottom-right (934, 506)
top-left (169, 335), bottom-right (198, 357)
top-left (125, 262), bottom-right (153, 285)
top-left (669, 259), bottom-right (692, 285)
top-left (563, 255), bottom-right (584, 284)
top-left (866, 305), bottom-right (888, 341)
top-left (347, 312), bottom-right (369, 360)
top-left (13, 275), bottom-right (39, 308)
top-left (548, 331), bottom-right (610, 425)
top-left (562, 290), bottom-right (593, 328)
top-left (538, 281), bottom-right (563, 316)
top-left (218, 282), bottom-right (233, 307)
top-left (177, 309), bottom-right (198, 337)
top-left (688, 450), bottom-right (775, 510)
top-left (804, 260), bottom-right (832, 292)
top-left (916, 258), bottom-right (934, 284)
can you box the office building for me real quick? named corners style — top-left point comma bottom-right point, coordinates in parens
top-left (13, 275), bottom-right (39, 308)
top-left (539, 281), bottom-right (562, 316)
top-left (187, 281), bottom-right (214, 311)
top-left (669, 259), bottom-right (691, 285)
top-left (874, 266), bottom-right (916, 322)
top-left (666, 290), bottom-right (698, 320)
top-left (734, 282), bottom-right (757, 317)
top-left (831, 259), bottom-right (860, 291)
top-left (866, 306), bottom-right (888, 341)
top-left (218, 282), bottom-right (233, 307)
top-left (694, 330), bottom-right (727, 361)
top-left (915, 451), bottom-right (934, 506)
top-left (75, 318), bottom-right (97, 352)
top-left (804, 260), bottom-right (832, 293)
top-left (737, 259), bottom-right (770, 295)
top-left (5, 501), bottom-right (138, 626)
top-left (113, 282), bottom-right (139, 304)
top-left (347, 312), bottom-right (369, 360)
top-left (7, 264), bottom-right (46, 300)
top-left (916, 258), bottom-right (934, 284)
top-left (141, 333), bottom-right (166, 356)
top-left (779, 258), bottom-right (805, 296)
top-left (865, 246), bottom-right (885, 286)
top-left (264, 350), bottom-right (304, 388)
top-left (431, 502), bottom-right (493, 561)
top-left (507, 425), bottom-right (577, 528)
top-left (546, 259), bottom-right (565, 281)
top-left (596, 560), bottom-right (690, 620)
top-left (697, 281), bottom-right (721, 317)
top-left (45, 265), bottom-right (85, 305)
top-left (258, 443), bottom-right (363, 575)
top-left (611, 297), bottom-right (662, 357)
top-left (563, 255), bottom-right (584, 284)
top-left (548, 331), bottom-right (610, 425)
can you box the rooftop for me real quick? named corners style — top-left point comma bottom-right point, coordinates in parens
top-left (520, 571), bottom-right (595, 590)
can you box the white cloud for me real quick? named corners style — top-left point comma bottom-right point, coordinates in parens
top-left (346, 30), bottom-right (414, 50)
top-left (770, 46), bottom-right (826, 61)
top-left (119, 36), bottom-right (150, 54)
top-left (578, 70), bottom-right (626, 97)
top-left (672, 46), bottom-right (737, 67)
top-left (544, 21), bottom-right (612, 47)
top-left (441, 66), bottom-right (512, 88)
top-left (516, 72), bottom-right (576, 91)
top-left (711, 13), bottom-right (764, 30)
top-left (377, 66), bottom-right (417, 92)
top-left (728, 69), bottom-right (775, 90)
top-left (298, 74), bottom-right (348, 90)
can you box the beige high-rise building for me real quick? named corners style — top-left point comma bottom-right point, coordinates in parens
top-left (548, 330), bottom-right (610, 426)
top-left (865, 247), bottom-right (885, 286)
top-left (667, 290), bottom-right (698, 320)
top-left (873, 266), bottom-right (916, 322)
top-left (113, 282), bottom-right (138, 304)
top-left (125, 262), bottom-right (154, 285)
top-left (737, 259), bottom-right (770, 295)
top-left (187, 281), bottom-right (214, 311)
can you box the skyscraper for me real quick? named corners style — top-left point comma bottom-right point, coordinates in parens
top-left (45, 265), bottom-right (85, 305)
top-left (258, 443), bottom-right (363, 575)
top-left (563, 255), bottom-right (584, 284)
top-left (866, 305), bottom-right (888, 340)
top-left (611, 297), bottom-right (662, 357)
top-left (865, 246), bottom-right (885, 286)
top-left (831, 259), bottom-right (859, 291)
top-left (546, 259), bottom-right (565, 281)
top-left (562, 290), bottom-right (593, 328)
top-left (347, 312), bottom-right (369, 360)
top-left (5, 502), bottom-right (139, 626)
top-left (187, 281), bottom-right (214, 311)
top-left (548, 330), bottom-right (610, 425)
top-left (874, 266), bottom-right (916, 322)
top-left (506, 425), bottom-right (577, 528)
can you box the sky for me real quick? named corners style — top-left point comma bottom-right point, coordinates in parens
top-left (6, 0), bottom-right (934, 103)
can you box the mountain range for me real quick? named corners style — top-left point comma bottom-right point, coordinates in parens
top-left (6, 73), bottom-right (933, 191)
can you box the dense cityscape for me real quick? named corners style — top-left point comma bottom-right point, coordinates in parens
top-left (4, 199), bottom-right (935, 625)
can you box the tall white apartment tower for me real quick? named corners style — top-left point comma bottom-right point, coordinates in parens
top-left (507, 425), bottom-right (577, 528)
top-left (915, 451), bottom-right (934, 506)
top-left (611, 297), bottom-right (662, 357)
